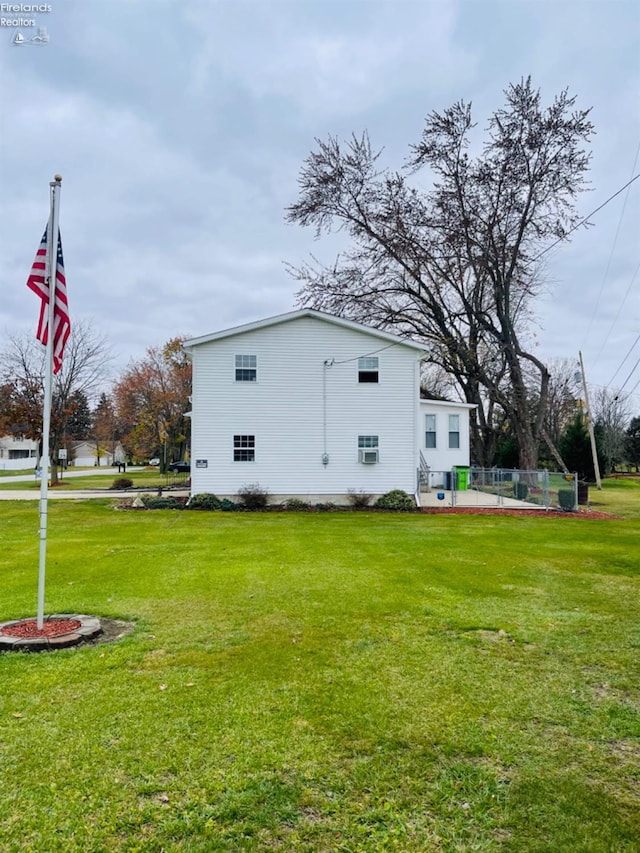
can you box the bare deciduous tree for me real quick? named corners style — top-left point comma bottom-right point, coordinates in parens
top-left (592, 387), bottom-right (630, 475)
top-left (0, 320), bottom-right (112, 483)
top-left (287, 78), bottom-right (594, 468)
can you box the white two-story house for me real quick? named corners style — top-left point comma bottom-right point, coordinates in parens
top-left (183, 310), bottom-right (474, 502)
top-left (0, 435), bottom-right (39, 470)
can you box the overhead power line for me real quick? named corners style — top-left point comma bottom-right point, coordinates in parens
top-left (586, 141), bottom-right (640, 350)
top-left (628, 375), bottom-right (640, 398)
top-left (594, 262), bottom-right (640, 363)
top-left (615, 354), bottom-right (640, 397)
top-left (607, 331), bottom-right (640, 387)
top-left (533, 172), bottom-right (640, 262)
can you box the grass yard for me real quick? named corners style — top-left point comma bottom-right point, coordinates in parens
top-left (0, 468), bottom-right (178, 492)
top-left (0, 481), bottom-right (638, 851)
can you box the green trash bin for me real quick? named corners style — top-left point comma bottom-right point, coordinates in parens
top-left (454, 466), bottom-right (469, 490)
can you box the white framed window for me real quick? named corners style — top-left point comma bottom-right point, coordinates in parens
top-left (358, 356), bottom-right (379, 383)
top-left (234, 435), bottom-right (255, 461)
top-left (448, 415), bottom-right (460, 449)
top-left (425, 414), bottom-right (436, 449)
top-left (358, 434), bottom-right (379, 463)
top-left (235, 355), bottom-right (257, 382)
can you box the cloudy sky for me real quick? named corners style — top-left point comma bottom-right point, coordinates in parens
top-left (1, 0), bottom-right (638, 408)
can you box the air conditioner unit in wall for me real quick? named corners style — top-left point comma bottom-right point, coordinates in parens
top-left (359, 449), bottom-right (379, 464)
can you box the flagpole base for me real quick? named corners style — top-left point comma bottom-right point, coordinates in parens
top-left (0, 614), bottom-right (102, 652)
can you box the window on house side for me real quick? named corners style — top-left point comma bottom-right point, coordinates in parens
top-left (234, 435), bottom-right (255, 461)
top-left (358, 356), bottom-right (379, 383)
top-left (358, 435), bottom-right (379, 449)
top-left (235, 355), bottom-right (257, 382)
top-left (425, 414), bottom-right (436, 449)
top-left (358, 434), bottom-right (379, 463)
top-left (448, 415), bottom-right (460, 449)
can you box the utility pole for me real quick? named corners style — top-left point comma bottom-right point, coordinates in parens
top-left (579, 351), bottom-right (602, 490)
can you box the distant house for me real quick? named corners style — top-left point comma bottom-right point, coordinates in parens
top-left (0, 435), bottom-right (39, 470)
top-left (183, 309), bottom-right (474, 504)
top-left (68, 440), bottom-right (126, 467)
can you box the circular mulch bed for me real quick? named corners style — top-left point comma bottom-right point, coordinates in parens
top-left (0, 617), bottom-right (82, 638)
top-left (0, 615), bottom-right (135, 652)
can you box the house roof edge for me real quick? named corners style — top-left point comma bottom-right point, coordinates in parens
top-left (182, 309), bottom-right (428, 353)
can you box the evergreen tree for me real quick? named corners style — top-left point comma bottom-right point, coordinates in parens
top-left (65, 389), bottom-right (92, 440)
top-left (625, 416), bottom-right (640, 472)
top-left (559, 413), bottom-right (604, 481)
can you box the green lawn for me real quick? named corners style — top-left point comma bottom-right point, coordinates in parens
top-left (0, 467), bottom-right (177, 491)
top-left (0, 480), bottom-right (638, 851)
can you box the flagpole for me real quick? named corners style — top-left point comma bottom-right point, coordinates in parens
top-left (36, 174), bottom-right (62, 630)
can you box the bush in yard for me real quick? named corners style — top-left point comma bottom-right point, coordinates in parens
top-left (142, 496), bottom-right (184, 510)
top-left (237, 483), bottom-right (270, 510)
top-left (315, 502), bottom-right (339, 512)
top-left (558, 488), bottom-right (577, 511)
top-left (111, 477), bottom-right (134, 490)
top-left (514, 481), bottom-right (529, 500)
top-left (220, 498), bottom-right (238, 511)
top-left (282, 498), bottom-right (312, 511)
top-left (347, 489), bottom-right (372, 509)
top-left (375, 489), bottom-right (416, 511)
top-left (188, 493), bottom-right (222, 511)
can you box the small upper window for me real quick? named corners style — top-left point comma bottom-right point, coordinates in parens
top-left (358, 356), bottom-right (379, 383)
top-left (235, 355), bottom-right (257, 382)
top-left (448, 414), bottom-right (460, 449)
top-left (425, 414), bottom-right (436, 449)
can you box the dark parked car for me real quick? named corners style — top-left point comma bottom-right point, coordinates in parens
top-left (168, 461), bottom-right (190, 474)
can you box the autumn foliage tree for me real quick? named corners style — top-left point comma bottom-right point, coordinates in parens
top-left (113, 338), bottom-right (191, 470)
top-left (287, 78), bottom-right (594, 469)
top-left (91, 392), bottom-right (121, 465)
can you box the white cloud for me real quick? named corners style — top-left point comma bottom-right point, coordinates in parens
top-left (0, 0), bottom-right (638, 408)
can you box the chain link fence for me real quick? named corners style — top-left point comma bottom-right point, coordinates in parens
top-left (419, 467), bottom-right (581, 510)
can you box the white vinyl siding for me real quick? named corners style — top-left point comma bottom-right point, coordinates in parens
top-left (419, 400), bottom-right (473, 472)
top-left (188, 315), bottom-right (422, 496)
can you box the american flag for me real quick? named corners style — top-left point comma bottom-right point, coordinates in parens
top-left (26, 222), bottom-right (70, 375)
